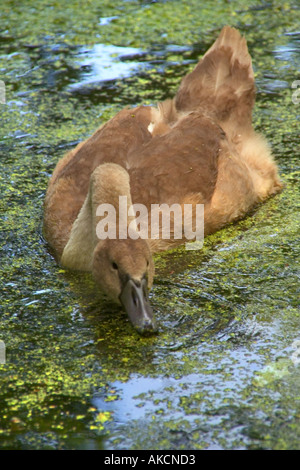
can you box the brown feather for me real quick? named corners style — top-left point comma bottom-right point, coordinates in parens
top-left (175, 26), bottom-right (255, 138)
top-left (129, 112), bottom-right (224, 207)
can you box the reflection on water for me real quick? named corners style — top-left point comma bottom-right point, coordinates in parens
top-left (69, 44), bottom-right (145, 89)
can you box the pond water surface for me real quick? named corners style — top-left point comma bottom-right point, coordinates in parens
top-left (0, 0), bottom-right (299, 450)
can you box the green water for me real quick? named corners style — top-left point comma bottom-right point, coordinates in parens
top-left (0, 0), bottom-right (299, 450)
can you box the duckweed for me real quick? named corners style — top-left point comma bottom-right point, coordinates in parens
top-left (0, 0), bottom-right (300, 450)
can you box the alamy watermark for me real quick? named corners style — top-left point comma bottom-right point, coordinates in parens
top-left (96, 196), bottom-right (204, 250)
top-left (292, 80), bottom-right (300, 105)
top-left (0, 340), bottom-right (5, 364)
top-left (0, 80), bottom-right (5, 104)
top-left (291, 340), bottom-right (300, 366)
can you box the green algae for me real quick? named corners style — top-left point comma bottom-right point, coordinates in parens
top-left (1, 0), bottom-right (300, 450)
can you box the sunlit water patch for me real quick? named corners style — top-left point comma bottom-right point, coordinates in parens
top-left (274, 31), bottom-right (300, 66)
top-left (68, 44), bottom-right (145, 90)
top-left (66, 41), bottom-right (193, 103)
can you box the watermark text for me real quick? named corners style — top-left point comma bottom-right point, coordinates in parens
top-left (0, 80), bottom-right (5, 104)
top-left (96, 196), bottom-right (204, 250)
top-left (291, 339), bottom-right (300, 366)
top-left (292, 80), bottom-right (300, 105)
top-left (0, 340), bottom-right (5, 364)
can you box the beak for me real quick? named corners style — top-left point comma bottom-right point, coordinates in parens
top-left (119, 277), bottom-right (158, 335)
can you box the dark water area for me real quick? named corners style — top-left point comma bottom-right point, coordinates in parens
top-left (0, 0), bottom-right (299, 450)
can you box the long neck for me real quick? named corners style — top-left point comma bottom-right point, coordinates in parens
top-left (61, 163), bottom-right (134, 271)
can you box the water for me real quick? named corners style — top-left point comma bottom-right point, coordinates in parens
top-left (0, 0), bottom-right (299, 450)
top-left (68, 44), bottom-right (145, 90)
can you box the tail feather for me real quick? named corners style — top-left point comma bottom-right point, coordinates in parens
top-left (202, 26), bottom-right (254, 78)
top-left (175, 26), bottom-right (255, 137)
top-left (148, 98), bottom-right (181, 136)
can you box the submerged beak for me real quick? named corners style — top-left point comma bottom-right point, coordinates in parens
top-left (119, 277), bottom-right (158, 335)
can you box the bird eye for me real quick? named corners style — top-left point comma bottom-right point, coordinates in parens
top-left (112, 262), bottom-right (118, 270)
